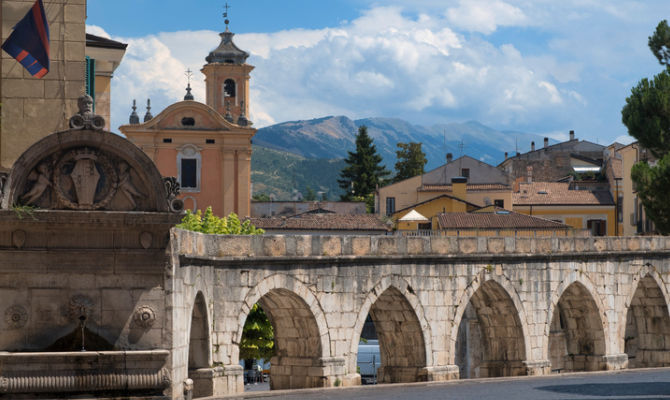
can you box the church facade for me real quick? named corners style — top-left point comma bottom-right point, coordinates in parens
top-left (120, 22), bottom-right (256, 217)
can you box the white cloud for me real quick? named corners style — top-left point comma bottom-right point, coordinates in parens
top-left (86, 25), bottom-right (111, 38)
top-left (98, 1), bottom-right (666, 145)
top-left (615, 134), bottom-right (635, 145)
top-left (446, 0), bottom-right (528, 34)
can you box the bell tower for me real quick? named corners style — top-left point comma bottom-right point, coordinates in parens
top-left (201, 7), bottom-right (253, 125)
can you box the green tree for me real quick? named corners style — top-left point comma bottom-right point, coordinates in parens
top-left (622, 20), bottom-right (670, 234)
top-left (393, 142), bottom-right (427, 183)
top-left (239, 303), bottom-right (275, 361)
top-left (338, 125), bottom-right (390, 202)
top-left (252, 193), bottom-right (271, 202)
top-left (304, 186), bottom-right (317, 201)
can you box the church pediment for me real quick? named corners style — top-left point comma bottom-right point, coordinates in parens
top-left (123, 101), bottom-right (243, 132)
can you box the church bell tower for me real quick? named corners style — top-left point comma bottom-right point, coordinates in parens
top-left (201, 10), bottom-right (253, 125)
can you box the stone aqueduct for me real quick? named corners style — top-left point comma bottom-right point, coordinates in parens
top-left (0, 108), bottom-right (669, 399)
top-left (173, 233), bottom-right (670, 397)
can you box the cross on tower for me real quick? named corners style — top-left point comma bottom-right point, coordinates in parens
top-left (223, 2), bottom-right (231, 27)
top-left (185, 68), bottom-right (193, 85)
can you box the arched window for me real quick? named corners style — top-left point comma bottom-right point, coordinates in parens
top-left (224, 79), bottom-right (236, 98)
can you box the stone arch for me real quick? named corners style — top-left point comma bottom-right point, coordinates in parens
top-left (188, 291), bottom-right (211, 369)
top-left (349, 275), bottom-right (432, 384)
top-left (450, 276), bottom-right (530, 378)
top-left (187, 291), bottom-right (212, 397)
top-left (236, 275), bottom-right (330, 390)
top-left (546, 277), bottom-right (608, 372)
top-left (623, 265), bottom-right (670, 368)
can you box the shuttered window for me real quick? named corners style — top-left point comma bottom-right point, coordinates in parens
top-left (85, 56), bottom-right (96, 110)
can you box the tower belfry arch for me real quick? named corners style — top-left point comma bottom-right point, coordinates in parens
top-left (201, 6), bottom-right (254, 125)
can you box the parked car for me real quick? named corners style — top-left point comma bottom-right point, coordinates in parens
top-left (357, 339), bottom-right (381, 384)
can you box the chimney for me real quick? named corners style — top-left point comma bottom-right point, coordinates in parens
top-left (527, 166), bottom-right (533, 184)
top-left (504, 152), bottom-right (508, 160)
top-left (531, 141), bottom-right (535, 151)
top-left (569, 130), bottom-right (575, 141)
top-left (446, 153), bottom-right (453, 163)
top-left (451, 177), bottom-right (467, 207)
top-left (544, 137), bottom-right (549, 148)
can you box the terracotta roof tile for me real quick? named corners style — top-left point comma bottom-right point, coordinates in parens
top-left (247, 214), bottom-right (390, 231)
top-left (420, 183), bottom-right (510, 192)
top-left (513, 182), bottom-right (614, 206)
top-left (437, 210), bottom-right (571, 229)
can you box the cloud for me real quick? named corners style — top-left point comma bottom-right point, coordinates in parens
top-left (446, 0), bottom-right (528, 34)
top-left (95, 1), bottom-right (666, 146)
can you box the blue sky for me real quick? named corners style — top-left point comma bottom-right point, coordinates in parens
top-left (86, 1), bottom-right (670, 150)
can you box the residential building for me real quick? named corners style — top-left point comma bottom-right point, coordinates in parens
top-left (619, 142), bottom-right (657, 235)
top-left (121, 20), bottom-right (256, 217)
top-left (251, 201), bottom-right (366, 217)
top-left (499, 130), bottom-right (605, 183)
top-left (377, 154), bottom-right (512, 217)
top-left (84, 33), bottom-right (127, 131)
top-left (435, 207), bottom-right (577, 237)
top-left (513, 181), bottom-right (615, 236)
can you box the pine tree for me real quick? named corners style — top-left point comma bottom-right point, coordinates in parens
top-left (393, 142), bottom-right (427, 183)
top-left (338, 125), bottom-right (390, 203)
top-left (622, 20), bottom-right (670, 234)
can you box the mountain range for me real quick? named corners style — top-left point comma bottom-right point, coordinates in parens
top-left (251, 116), bottom-right (556, 199)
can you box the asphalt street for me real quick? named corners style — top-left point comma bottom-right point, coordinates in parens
top-left (217, 368), bottom-right (670, 400)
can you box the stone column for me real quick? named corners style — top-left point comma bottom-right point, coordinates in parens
top-left (270, 356), bottom-right (346, 390)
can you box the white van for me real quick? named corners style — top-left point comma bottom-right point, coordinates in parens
top-left (357, 339), bottom-right (382, 384)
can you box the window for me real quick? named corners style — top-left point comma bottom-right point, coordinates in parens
top-left (85, 56), bottom-right (96, 109)
top-left (494, 199), bottom-right (504, 208)
top-left (163, 138), bottom-right (172, 143)
top-left (224, 79), bottom-right (236, 98)
top-left (386, 197), bottom-right (396, 216)
top-left (617, 196), bottom-right (623, 223)
top-left (587, 219), bottom-right (606, 236)
top-left (460, 168), bottom-right (470, 178)
top-left (181, 117), bottom-right (195, 126)
top-left (177, 144), bottom-right (202, 192)
top-left (181, 159), bottom-right (197, 188)
top-left (418, 222), bottom-right (431, 230)
top-left (206, 139), bottom-right (215, 144)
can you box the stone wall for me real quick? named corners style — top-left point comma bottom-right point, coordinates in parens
top-left (173, 231), bottom-right (670, 397)
top-left (1, 0), bottom-right (86, 169)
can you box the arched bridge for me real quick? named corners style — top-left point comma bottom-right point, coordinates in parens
top-left (172, 233), bottom-right (670, 397)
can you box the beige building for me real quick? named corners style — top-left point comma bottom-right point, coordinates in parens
top-left (377, 155), bottom-right (512, 217)
top-left (1, 0), bottom-right (86, 169)
top-left (1, 0), bottom-right (125, 170)
top-left (619, 142), bottom-right (656, 235)
top-left (513, 181), bottom-right (615, 236)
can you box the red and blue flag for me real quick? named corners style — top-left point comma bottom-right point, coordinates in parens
top-left (1, 0), bottom-right (50, 78)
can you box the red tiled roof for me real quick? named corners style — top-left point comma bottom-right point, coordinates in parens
top-left (247, 214), bottom-right (390, 231)
top-left (436, 210), bottom-right (571, 230)
top-left (513, 182), bottom-right (614, 206)
top-left (420, 183), bottom-right (510, 192)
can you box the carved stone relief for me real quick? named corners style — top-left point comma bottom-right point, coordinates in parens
top-left (19, 148), bottom-right (148, 211)
top-left (68, 295), bottom-right (94, 321)
top-left (4, 305), bottom-right (28, 329)
top-left (134, 306), bottom-right (156, 328)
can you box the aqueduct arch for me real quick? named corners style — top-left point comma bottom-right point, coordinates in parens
top-left (235, 275), bottom-right (333, 389)
top-left (547, 279), bottom-right (607, 372)
top-left (451, 277), bottom-right (529, 378)
top-left (624, 267), bottom-right (670, 368)
top-left (349, 276), bottom-right (431, 384)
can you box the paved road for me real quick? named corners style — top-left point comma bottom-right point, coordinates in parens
top-left (218, 368), bottom-right (670, 399)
